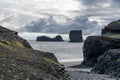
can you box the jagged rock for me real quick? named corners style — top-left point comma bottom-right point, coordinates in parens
top-left (102, 20), bottom-right (120, 36)
top-left (0, 25), bottom-right (69, 80)
top-left (36, 35), bottom-right (64, 41)
top-left (81, 36), bottom-right (120, 67)
top-left (69, 30), bottom-right (83, 42)
top-left (92, 49), bottom-right (120, 77)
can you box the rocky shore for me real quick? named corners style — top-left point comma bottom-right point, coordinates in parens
top-left (68, 71), bottom-right (118, 80)
top-left (62, 61), bottom-right (118, 80)
top-left (1, 20), bottom-right (120, 80)
top-left (79, 20), bottom-right (120, 79)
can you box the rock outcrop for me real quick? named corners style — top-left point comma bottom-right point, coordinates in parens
top-left (0, 25), bottom-right (69, 80)
top-left (81, 36), bottom-right (120, 67)
top-left (92, 49), bottom-right (120, 77)
top-left (36, 35), bottom-right (64, 41)
top-left (102, 20), bottom-right (120, 36)
top-left (69, 30), bottom-right (83, 42)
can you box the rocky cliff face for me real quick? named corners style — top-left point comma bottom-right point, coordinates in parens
top-left (80, 20), bottom-right (120, 78)
top-left (92, 49), bottom-right (120, 77)
top-left (102, 20), bottom-right (120, 36)
top-left (0, 26), bottom-right (69, 80)
top-left (81, 36), bottom-right (120, 67)
top-left (69, 30), bottom-right (83, 42)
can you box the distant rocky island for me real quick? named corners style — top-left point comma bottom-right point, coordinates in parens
top-left (81, 20), bottom-right (120, 78)
top-left (69, 30), bottom-right (83, 42)
top-left (36, 35), bottom-right (64, 41)
top-left (0, 25), bottom-right (68, 80)
top-left (36, 30), bottom-right (83, 42)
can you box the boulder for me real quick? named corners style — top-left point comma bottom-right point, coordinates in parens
top-left (69, 30), bottom-right (83, 42)
top-left (102, 20), bottom-right (120, 36)
top-left (92, 49), bottom-right (120, 77)
top-left (0, 25), bottom-right (69, 80)
top-left (81, 36), bottom-right (120, 67)
top-left (36, 35), bottom-right (64, 41)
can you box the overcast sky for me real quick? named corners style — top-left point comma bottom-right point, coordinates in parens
top-left (0, 0), bottom-right (120, 40)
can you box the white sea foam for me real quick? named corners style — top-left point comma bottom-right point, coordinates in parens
top-left (59, 58), bottom-right (83, 63)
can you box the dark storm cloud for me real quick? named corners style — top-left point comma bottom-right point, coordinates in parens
top-left (21, 0), bottom-right (120, 35)
top-left (20, 16), bottom-right (100, 35)
top-left (1, 0), bottom-right (120, 36)
top-left (76, 0), bottom-right (120, 25)
top-left (113, 0), bottom-right (120, 3)
top-left (80, 0), bottom-right (108, 5)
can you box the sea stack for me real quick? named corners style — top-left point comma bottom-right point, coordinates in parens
top-left (36, 35), bottom-right (64, 41)
top-left (69, 30), bottom-right (83, 42)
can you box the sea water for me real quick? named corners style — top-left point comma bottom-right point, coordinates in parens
top-left (28, 41), bottom-right (83, 63)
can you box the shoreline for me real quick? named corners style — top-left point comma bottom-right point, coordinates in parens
top-left (61, 61), bottom-right (91, 72)
top-left (61, 61), bottom-right (118, 80)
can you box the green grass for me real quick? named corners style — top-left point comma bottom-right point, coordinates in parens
top-left (15, 42), bottom-right (25, 48)
top-left (0, 41), bottom-right (11, 49)
top-left (44, 58), bottom-right (60, 66)
top-left (117, 59), bottom-right (120, 62)
top-left (111, 34), bottom-right (120, 37)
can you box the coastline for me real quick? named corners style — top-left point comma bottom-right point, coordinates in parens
top-left (28, 41), bottom-right (120, 79)
top-left (61, 61), bottom-right (118, 80)
top-left (61, 61), bottom-right (91, 72)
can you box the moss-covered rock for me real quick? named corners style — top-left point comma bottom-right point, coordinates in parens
top-left (0, 25), bottom-right (69, 80)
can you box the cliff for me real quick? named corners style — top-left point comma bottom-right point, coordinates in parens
top-left (81, 36), bottom-right (120, 67)
top-left (81, 20), bottom-right (120, 78)
top-left (0, 25), bottom-right (69, 80)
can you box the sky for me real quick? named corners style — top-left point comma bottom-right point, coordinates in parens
top-left (0, 0), bottom-right (120, 40)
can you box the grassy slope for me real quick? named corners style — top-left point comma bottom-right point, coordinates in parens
top-left (0, 32), bottom-right (68, 80)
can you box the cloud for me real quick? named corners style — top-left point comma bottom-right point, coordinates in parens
top-left (113, 0), bottom-right (120, 3)
top-left (20, 15), bottom-right (101, 35)
top-left (0, 0), bottom-right (80, 30)
top-left (75, 0), bottom-right (120, 26)
top-left (0, 0), bottom-right (120, 40)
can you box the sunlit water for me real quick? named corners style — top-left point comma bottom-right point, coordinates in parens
top-left (28, 41), bottom-right (83, 63)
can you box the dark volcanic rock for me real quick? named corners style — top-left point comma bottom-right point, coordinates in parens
top-left (69, 30), bottom-right (83, 42)
top-left (36, 35), bottom-right (64, 41)
top-left (53, 35), bottom-right (63, 41)
top-left (0, 25), bottom-right (69, 80)
top-left (102, 20), bottom-right (120, 36)
top-left (81, 36), bottom-right (120, 67)
top-left (37, 36), bottom-right (52, 41)
top-left (92, 49), bottom-right (120, 77)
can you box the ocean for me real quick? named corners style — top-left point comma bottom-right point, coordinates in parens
top-left (28, 41), bottom-right (83, 63)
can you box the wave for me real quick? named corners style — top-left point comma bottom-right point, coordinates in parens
top-left (59, 58), bottom-right (83, 62)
